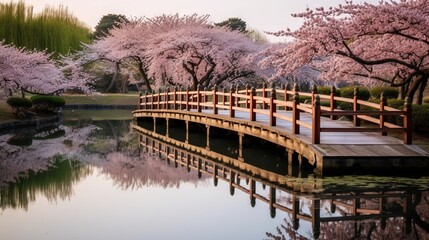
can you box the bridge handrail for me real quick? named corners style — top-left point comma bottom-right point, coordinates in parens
top-left (138, 85), bottom-right (413, 144)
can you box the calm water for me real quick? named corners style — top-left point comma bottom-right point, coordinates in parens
top-left (1, 115), bottom-right (428, 240)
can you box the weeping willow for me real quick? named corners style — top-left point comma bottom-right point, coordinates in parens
top-left (0, 1), bottom-right (92, 57)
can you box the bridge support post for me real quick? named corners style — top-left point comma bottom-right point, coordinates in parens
top-left (292, 196), bottom-right (300, 230)
top-left (250, 179), bottom-right (256, 207)
top-left (213, 165), bottom-right (218, 186)
top-left (206, 125), bottom-right (210, 150)
top-left (287, 149), bottom-right (294, 177)
top-left (229, 171), bottom-right (236, 196)
top-left (185, 121), bottom-right (189, 144)
top-left (238, 132), bottom-right (244, 161)
top-left (403, 97), bottom-right (413, 144)
top-left (166, 118), bottom-right (169, 138)
top-left (312, 199), bottom-right (321, 239)
top-left (269, 186), bottom-right (277, 218)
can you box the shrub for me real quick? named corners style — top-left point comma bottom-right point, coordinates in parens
top-left (340, 86), bottom-right (370, 100)
top-left (412, 105), bottom-right (429, 130)
top-left (424, 97), bottom-right (429, 104)
top-left (298, 95), bottom-right (312, 103)
top-left (6, 97), bottom-right (33, 118)
top-left (338, 102), bottom-right (352, 110)
top-left (370, 86), bottom-right (399, 99)
top-left (387, 99), bottom-right (405, 110)
top-left (315, 86), bottom-right (340, 96)
top-left (30, 95), bottom-right (65, 113)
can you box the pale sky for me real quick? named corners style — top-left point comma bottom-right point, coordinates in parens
top-left (11, 0), bottom-right (380, 42)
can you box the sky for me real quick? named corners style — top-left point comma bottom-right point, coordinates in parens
top-left (10, 0), bottom-right (380, 42)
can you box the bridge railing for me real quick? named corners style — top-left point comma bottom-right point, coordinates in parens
top-left (138, 84), bottom-right (413, 144)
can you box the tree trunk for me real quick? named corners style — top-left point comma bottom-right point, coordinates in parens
top-left (106, 62), bottom-right (120, 93)
top-left (406, 75), bottom-right (424, 104)
top-left (416, 77), bottom-right (428, 105)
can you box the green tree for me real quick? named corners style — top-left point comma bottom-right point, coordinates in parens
top-left (0, 1), bottom-right (92, 57)
top-left (93, 14), bottom-right (129, 39)
top-left (215, 17), bottom-right (247, 33)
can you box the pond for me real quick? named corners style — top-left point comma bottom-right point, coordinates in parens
top-left (0, 112), bottom-right (428, 240)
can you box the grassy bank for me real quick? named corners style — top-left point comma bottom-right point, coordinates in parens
top-left (0, 93), bottom-right (138, 124)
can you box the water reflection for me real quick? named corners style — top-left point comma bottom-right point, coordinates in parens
top-left (0, 119), bottom-right (200, 211)
top-left (0, 119), bottom-right (428, 239)
top-left (134, 125), bottom-right (429, 240)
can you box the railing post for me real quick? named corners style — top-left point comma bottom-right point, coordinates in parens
top-left (262, 83), bottom-right (268, 110)
top-left (139, 91), bottom-right (143, 110)
top-left (213, 84), bottom-right (218, 115)
top-left (173, 86), bottom-right (178, 110)
top-left (204, 87), bottom-right (209, 110)
top-left (330, 86), bottom-right (337, 120)
top-left (145, 91), bottom-right (150, 110)
top-left (312, 95), bottom-right (321, 144)
top-left (223, 87), bottom-right (227, 106)
top-left (186, 86), bottom-right (190, 111)
top-left (311, 85), bottom-right (317, 106)
top-left (403, 97), bottom-right (412, 144)
top-left (197, 85), bottom-right (202, 113)
top-left (353, 87), bottom-right (360, 126)
top-left (147, 90), bottom-right (152, 110)
top-left (246, 84), bottom-right (251, 109)
top-left (230, 85), bottom-right (235, 118)
top-left (380, 93), bottom-right (387, 136)
top-left (270, 85), bottom-right (276, 126)
top-left (157, 89), bottom-right (161, 110)
top-left (179, 86), bottom-right (184, 110)
top-left (250, 87), bottom-right (256, 121)
top-left (235, 84), bottom-right (240, 108)
top-left (165, 88), bottom-right (170, 109)
top-left (285, 83), bottom-right (291, 111)
top-left (292, 87), bottom-right (300, 134)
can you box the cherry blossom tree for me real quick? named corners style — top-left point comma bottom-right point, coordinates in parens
top-left (78, 14), bottom-right (211, 92)
top-left (146, 24), bottom-right (263, 89)
top-left (0, 42), bottom-right (93, 98)
top-left (261, 0), bottom-right (429, 104)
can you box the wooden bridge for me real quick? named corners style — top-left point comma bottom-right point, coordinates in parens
top-left (133, 84), bottom-right (429, 175)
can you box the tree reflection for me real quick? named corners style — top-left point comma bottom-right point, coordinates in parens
top-left (0, 157), bottom-right (91, 211)
top-left (0, 120), bottom-right (202, 211)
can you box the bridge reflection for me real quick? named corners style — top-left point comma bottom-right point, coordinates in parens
top-left (134, 126), bottom-right (429, 239)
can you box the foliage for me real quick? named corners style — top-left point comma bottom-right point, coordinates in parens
top-left (316, 86), bottom-right (340, 96)
top-left (0, 1), bottom-right (91, 57)
top-left (78, 14), bottom-right (263, 92)
top-left (30, 95), bottom-right (65, 113)
top-left (423, 97), bottom-right (429, 104)
top-left (340, 87), bottom-right (370, 100)
top-left (387, 99), bottom-right (405, 110)
top-left (370, 87), bottom-right (399, 100)
top-left (93, 14), bottom-right (129, 39)
top-left (215, 17), bottom-right (247, 33)
top-left (0, 42), bottom-right (92, 98)
top-left (298, 95), bottom-right (311, 103)
top-left (412, 105), bottom-right (429, 130)
top-left (6, 97), bottom-right (32, 118)
top-left (260, 0), bottom-right (429, 104)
